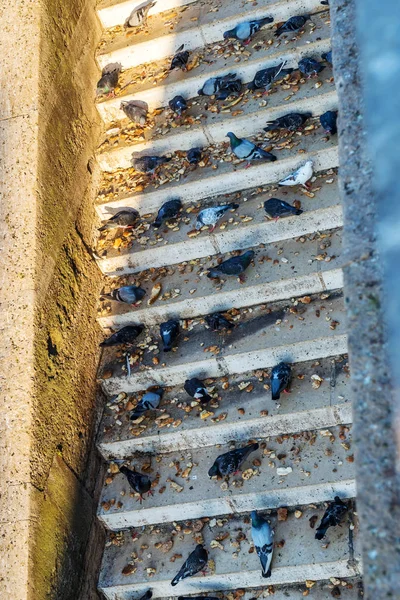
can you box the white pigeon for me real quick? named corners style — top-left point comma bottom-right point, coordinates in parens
top-left (278, 159), bottom-right (313, 188)
top-left (125, 0), bottom-right (156, 28)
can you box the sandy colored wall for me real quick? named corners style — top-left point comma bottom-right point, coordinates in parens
top-left (0, 0), bottom-right (105, 598)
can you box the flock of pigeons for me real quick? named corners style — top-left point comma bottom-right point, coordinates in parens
top-left (98, 0), bottom-right (349, 589)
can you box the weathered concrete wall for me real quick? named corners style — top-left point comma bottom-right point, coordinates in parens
top-left (0, 0), bottom-right (105, 598)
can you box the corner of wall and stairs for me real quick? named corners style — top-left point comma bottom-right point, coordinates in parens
top-left (0, 0), bottom-right (106, 598)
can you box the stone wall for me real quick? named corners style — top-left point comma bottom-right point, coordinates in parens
top-left (0, 0), bottom-right (105, 598)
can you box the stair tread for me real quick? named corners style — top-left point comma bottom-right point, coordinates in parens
top-left (97, 0), bottom-right (198, 29)
top-left (98, 503), bottom-right (359, 594)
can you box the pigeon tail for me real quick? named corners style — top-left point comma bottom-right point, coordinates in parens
top-left (262, 568), bottom-right (272, 578)
top-left (315, 527), bottom-right (327, 540)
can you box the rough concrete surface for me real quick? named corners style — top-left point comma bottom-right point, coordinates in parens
top-left (330, 0), bottom-right (400, 597)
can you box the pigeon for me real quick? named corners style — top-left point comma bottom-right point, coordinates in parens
top-left (205, 313), bottom-right (235, 331)
top-left (251, 511), bottom-right (274, 578)
top-left (279, 160), bottom-right (313, 189)
top-left (270, 362), bottom-right (291, 400)
top-left (100, 324), bottom-right (144, 347)
top-left (248, 62), bottom-right (294, 92)
top-left (264, 198), bottom-right (303, 220)
top-left (208, 443), bottom-right (259, 478)
top-left (132, 154), bottom-right (171, 175)
top-left (321, 50), bottom-right (333, 64)
top-left (223, 16), bottom-right (274, 44)
top-left (227, 133), bottom-right (276, 163)
top-left (315, 496), bottom-right (348, 539)
top-left (160, 319), bottom-right (180, 352)
top-left (320, 110), bottom-right (338, 134)
top-left (184, 378), bottom-right (212, 405)
top-left (207, 250), bottom-right (255, 280)
top-left (98, 208), bottom-right (140, 232)
top-left (119, 465), bottom-right (153, 501)
top-left (171, 545), bottom-right (208, 586)
top-left (298, 57), bottom-right (326, 77)
top-left (274, 15), bottom-right (310, 37)
top-left (125, 0), bottom-right (156, 28)
top-left (187, 147), bottom-right (203, 165)
top-left (321, 0), bottom-right (329, 5)
top-left (96, 63), bottom-right (121, 97)
top-left (264, 112), bottom-right (312, 132)
top-left (120, 100), bottom-right (148, 125)
top-left (152, 199), bottom-right (182, 228)
top-left (196, 202), bottom-right (239, 231)
top-left (170, 44), bottom-right (190, 71)
top-left (130, 387), bottom-right (164, 420)
top-left (198, 73), bottom-right (241, 99)
top-left (101, 285), bottom-right (146, 305)
top-left (169, 95), bottom-right (188, 116)
top-left (138, 591), bottom-right (152, 600)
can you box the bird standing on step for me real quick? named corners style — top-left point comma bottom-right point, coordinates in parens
top-left (187, 147), bottom-right (203, 165)
top-left (184, 378), bottom-right (212, 405)
top-left (152, 199), bottom-right (182, 229)
top-left (279, 160), bottom-right (313, 189)
top-left (98, 208), bottom-right (140, 232)
top-left (205, 312), bottom-right (235, 331)
top-left (100, 324), bottom-right (144, 347)
top-left (160, 319), bottom-right (180, 352)
top-left (270, 362), bottom-right (291, 400)
top-left (196, 203), bottom-right (239, 231)
top-left (207, 250), bottom-right (255, 281)
top-left (321, 50), bottom-right (333, 65)
top-left (264, 112), bottom-right (312, 132)
top-left (208, 442), bottom-right (259, 478)
top-left (125, 0), bottom-right (156, 28)
top-left (130, 387), bottom-right (164, 420)
top-left (223, 16), bottom-right (274, 44)
top-left (227, 132), bottom-right (276, 165)
top-left (198, 73), bottom-right (242, 100)
top-left (96, 63), bottom-right (121, 97)
top-left (251, 511), bottom-right (274, 578)
top-left (315, 496), bottom-right (348, 539)
top-left (138, 591), bottom-right (152, 600)
top-left (119, 465), bottom-right (153, 502)
top-left (264, 198), bottom-right (303, 220)
top-left (275, 15), bottom-right (310, 37)
top-left (171, 544), bottom-right (208, 586)
top-left (298, 57), bottom-right (326, 78)
top-left (320, 110), bottom-right (338, 134)
top-left (169, 95), bottom-right (188, 116)
top-left (248, 62), bottom-right (294, 92)
top-left (131, 154), bottom-right (171, 176)
top-left (120, 100), bottom-right (148, 125)
top-left (170, 44), bottom-right (190, 71)
top-left (101, 285), bottom-right (146, 306)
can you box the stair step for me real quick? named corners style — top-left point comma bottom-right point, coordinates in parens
top-left (98, 11), bottom-right (331, 125)
top-left (99, 354), bottom-right (351, 456)
top-left (99, 423), bottom-right (354, 528)
top-left (97, 0), bottom-right (197, 29)
top-left (98, 504), bottom-right (360, 597)
top-left (97, 0), bottom-right (327, 72)
top-left (98, 293), bottom-right (347, 394)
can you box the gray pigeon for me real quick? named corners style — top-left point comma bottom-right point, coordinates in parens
top-left (131, 154), bottom-right (171, 175)
top-left (315, 496), bottom-right (347, 539)
top-left (170, 44), bottom-right (190, 71)
top-left (184, 378), bottom-right (211, 405)
top-left (119, 466), bottom-right (152, 501)
top-left (198, 73), bottom-right (242, 100)
top-left (208, 443), bottom-right (259, 478)
top-left (275, 15), bottom-right (310, 37)
top-left (251, 511), bottom-right (274, 577)
top-left (196, 202), bottom-right (239, 231)
top-left (120, 100), bottom-right (148, 125)
top-left (271, 362), bottom-right (291, 399)
top-left (130, 386), bottom-right (164, 420)
top-left (100, 324), bottom-right (144, 347)
top-left (169, 95), bottom-right (188, 116)
top-left (160, 319), bottom-right (180, 352)
top-left (171, 545), bottom-right (208, 586)
top-left (320, 110), bottom-right (338, 134)
top-left (207, 250), bottom-right (255, 280)
top-left (97, 63), bottom-right (122, 97)
top-left (298, 57), bottom-right (325, 77)
top-left (227, 132), bottom-right (276, 163)
top-left (223, 17), bottom-right (274, 43)
top-left (125, 0), bottom-right (156, 28)
top-left (248, 62), bottom-right (293, 92)
top-left (187, 147), bottom-right (202, 165)
top-left (152, 199), bottom-right (182, 228)
top-left (205, 313), bottom-right (234, 331)
top-left (98, 208), bottom-right (139, 231)
top-left (264, 198), bottom-right (302, 220)
top-left (101, 285), bottom-right (146, 305)
top-left (264, 112), bottom-right (312, 132)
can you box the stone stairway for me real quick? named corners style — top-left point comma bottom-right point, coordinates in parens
top-left (94, 0), bottom-right (362, 598)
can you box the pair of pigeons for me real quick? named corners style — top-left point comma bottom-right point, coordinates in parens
top-left (99, 319), bottom-right (179, 351)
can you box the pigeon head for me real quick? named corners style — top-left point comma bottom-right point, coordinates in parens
top-left (223, 28), bottom-right (234, 39)
top-left (251, 510), bottom-right (265, 527)
top-left (208, 463), bottom-right (220, 478)
top-left (198, 87), bottom-right (205, 96)
top-left (244, 250), bottom-right (255, 261)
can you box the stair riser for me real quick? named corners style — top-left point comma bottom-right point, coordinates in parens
top-left (98, 0), bottom-right (197, 29)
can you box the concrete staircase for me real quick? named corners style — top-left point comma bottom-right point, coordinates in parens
top-left (94, 0), bottom-right (362, 598)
